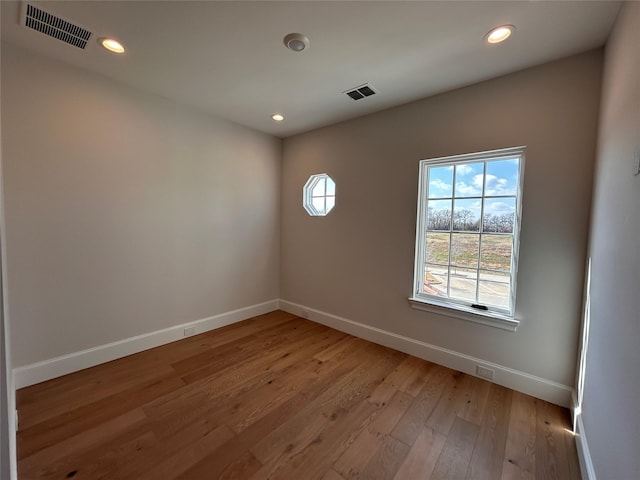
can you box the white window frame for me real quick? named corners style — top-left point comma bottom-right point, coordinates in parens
top-left (303, 173), bottom-right (336, 217)
top-left (409, 146), bottom-right (525, 331)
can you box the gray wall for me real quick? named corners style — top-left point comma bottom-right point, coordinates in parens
top-left (583, 3), bottom-right (640, 479)
top-left (281, 50), bottom-right (603, 388)
top-left (1, 44), bottom-right (282, 368)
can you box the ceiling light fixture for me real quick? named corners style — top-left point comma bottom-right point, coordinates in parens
top-left (271, 114), bottom-right (285, 122)
top-left (485, 25), bottom-right (515, 44)
top-left (283, 33), bottom-right (309, 52)
top-left (99, 37), bottom-right (125, 54)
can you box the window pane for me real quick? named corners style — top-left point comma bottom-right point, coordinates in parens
top-left (482, 198), bottom-right (515, 233)
top-left (325, 195), bottom-right (335, 212)
top-left (454, 162), bottom-right (483, 197)
top-left (449, 267), bottom-right (477, 302)
top-left (480, 235), bottom-right (513, 272)
top-left (415, 148), bottom-right (523, 318)
top-left (303, 174), bottom-right (336, 217)
top-left (485, 158), bottom-right (519, 196)
top-left (312, 196), bottom-right (325, 213)
top-left (478, 270), bottom-right (511, 308)
top-left (453, 198), bottom-right (481, 231)
top-left (428, 165), bottom-right (453, 198)
top-left (426, 232), bottom-right (450, 264)
top-left (325, 178), bottom-right (336, 196)
top-left (427, 200), bottom-right (452, 231)
top-left (451, 233), bottom-right (479, 268)
top-left (312, 178), bottom-right (326, 197)
top-left (424, 264), bottom-right (448, 296)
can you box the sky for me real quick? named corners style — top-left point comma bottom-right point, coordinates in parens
top-left (427, 158), bottom-right (519, 217)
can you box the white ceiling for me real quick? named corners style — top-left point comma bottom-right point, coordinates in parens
top-left (1, 1), bottom-right (622, 138)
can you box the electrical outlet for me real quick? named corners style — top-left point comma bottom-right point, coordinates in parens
top-left (476, 365), bottom-right (495, 380)
top-left (183, 326), bottom-right (196, 337)
top-left (300, 310), bottom-right (310, 319)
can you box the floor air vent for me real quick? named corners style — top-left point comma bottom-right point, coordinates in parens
top-left (344, 84), bottom-right (377, 101)
top-left (21, 3), bottom-right (92, 49)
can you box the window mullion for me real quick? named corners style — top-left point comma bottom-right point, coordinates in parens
top-left (447, 165), bottom-right (456, 298)
top-left (475, 161), bottom-right (487, 304)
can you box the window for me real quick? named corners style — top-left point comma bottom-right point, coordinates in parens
top-left (410, 147), bottom-right (525, 329)
top-left (303, 174), bottom-right (336, 216)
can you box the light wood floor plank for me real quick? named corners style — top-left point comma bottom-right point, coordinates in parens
top-left (397, 357), bottom-right (433, 397)
top-left (333, 390), bottom-right (413, 478)
top-left (359, 435), bottom-right (411, 480)
top-left (458, 375), bottom-right (492, 426)
top-left (431, 416), bottom-right (480, 479)
top-left (501, 391), bottom-right (537, 479)
top-left (466, 383), bottom-right (513, 479)
top-left (393, 426), bottom-right (447, 480)
top-left (322, 469), bottom-right (346, 480)
top-left (390, 365), bottom-right (450, 445)
top-left (215, 450), bottom-right (263, 480)
top-left (18, 374), bottom-right (185, 460)
top-left (368, 355), bottom-right (427, 406)
top-left (535, 399), bottom-right (579, 480)
top-left (136, 424), bottom-right (235, 480)
top-left (426, 371), bottom-right (475, 435)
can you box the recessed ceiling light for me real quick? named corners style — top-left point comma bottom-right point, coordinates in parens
top-left (485, 25), bottom-right (515, 44)
top-left (271, 114), bottom-right (285, 122)
top-left (99, 37), bottom-right (125, 54)
top-left (283, 33), bottom-right (309, 52)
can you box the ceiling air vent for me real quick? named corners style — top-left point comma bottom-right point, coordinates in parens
top-left (21, 3), bottom-right (92, 49)
top-left (344, 83), bottom-right (377, 101)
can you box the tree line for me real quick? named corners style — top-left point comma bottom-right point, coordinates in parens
top-left (427, 208), bottom-right (514, 233)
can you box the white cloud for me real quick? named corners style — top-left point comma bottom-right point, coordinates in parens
top-left (429, 178), bottom-right (451, 192)
top-left (485, 201), bottom-right (513, 215)
top-left (456, 164), bottom-right (474, 175)
top-left (454, 169), bottom-right (516, 197)
top-left (472, 174), bottom-right (485, 187)
top-left (485, 174), bottom-right (512, 196)
top-left (455, 181), bottom-right (482, 196)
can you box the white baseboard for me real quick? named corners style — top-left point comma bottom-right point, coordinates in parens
top-left (14, 298), bottom-right (575, 408)
top-left (279, 300), bottom-right (574, 408)
top-left (574, 409), bottom-right (596, 480)
top-left (13, 299), bottom-right (279, 389)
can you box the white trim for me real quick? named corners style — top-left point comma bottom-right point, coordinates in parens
top-left (280, 299), bottom-right (573, 407)
top-left (574, 410), bottom-right (597, 480)
top-left (420, 146), bottom-right (528, 165)
top-left (408, 297), bottom-right (518, 331)
top-left (0, 68), bottom-right (17, 478)
top-left (13, 299), bottom-right (279, 389)
top-left (571, 390), bottom-right (579, 428)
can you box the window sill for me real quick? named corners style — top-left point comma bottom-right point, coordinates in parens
top-left (408, 297), bottom-right (519, 332)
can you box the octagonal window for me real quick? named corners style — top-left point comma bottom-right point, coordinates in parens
top-left (303, 174), bottom-right (335, 216)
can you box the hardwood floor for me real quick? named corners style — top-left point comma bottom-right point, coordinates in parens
top-left (17, 311), bottom-right (580, 479)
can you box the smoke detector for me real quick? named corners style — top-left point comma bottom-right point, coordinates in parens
top-left (283, 33), bottom-right (309, 52)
